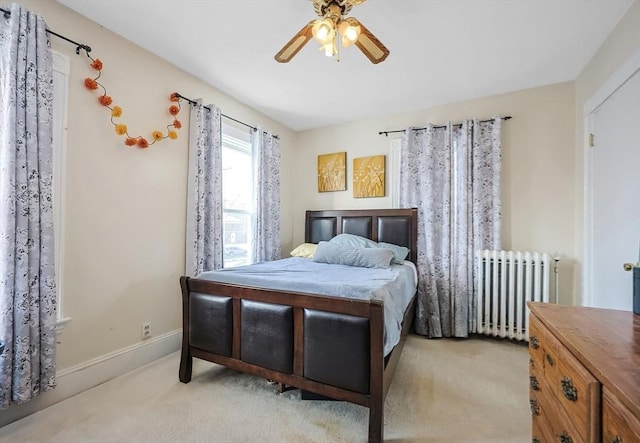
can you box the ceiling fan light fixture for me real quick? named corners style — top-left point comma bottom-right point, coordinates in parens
top-left (319, 40), bottom-right (337, 57)
top-left (338, 18), bottom-right (361, 48)
top-left (274, 0), bottom-right (388, 64)
top-left (323, 45), bottom-right (335, 57)
top-left (312, 18), bottom-right (335, 44)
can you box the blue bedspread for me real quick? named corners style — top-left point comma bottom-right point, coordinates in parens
top-left (197, 257), bottom-right (417, 355)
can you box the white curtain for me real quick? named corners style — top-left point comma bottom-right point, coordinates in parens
top-left (0, 3), bottom-right (57, 408)
top-left (251, 127), bottom-right (281, 262)
top-left (399, 119), bottom-right (501, 337)
top-left (185, 101), bottom-right (223, 276)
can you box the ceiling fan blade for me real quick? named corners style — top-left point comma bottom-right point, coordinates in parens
top-left (275, 21), bottom-right (315, 63)
top-left (354, 21), bottom-right (389, 64)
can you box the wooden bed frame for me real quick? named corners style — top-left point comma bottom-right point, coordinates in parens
top-left (179, 208), bottom-right (418, 442)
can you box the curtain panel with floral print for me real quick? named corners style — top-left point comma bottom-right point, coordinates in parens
top-left (251, 128), bottom-right (281, 263)
top-left (400, 119), bottom-right (501, 337)
top-left (0, 3), bottom-right (57, 409)
top-left (185, 102), bottom-right (223, 276)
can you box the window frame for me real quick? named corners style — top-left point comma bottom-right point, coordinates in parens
top-left (221, 123), bottom-right (253, 268)
top-left (52, 50), bottom-right (71, 331)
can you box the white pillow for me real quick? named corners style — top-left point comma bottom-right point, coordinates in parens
top-left (290, 243), bottom-right (318, 258)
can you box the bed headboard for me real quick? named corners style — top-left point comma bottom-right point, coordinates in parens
top-left (305, 208), bottom-right (418, 263)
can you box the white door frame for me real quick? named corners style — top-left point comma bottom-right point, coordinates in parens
top-left (582, 48), bottom-right (640, 307)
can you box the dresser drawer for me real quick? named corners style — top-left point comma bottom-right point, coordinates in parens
top-left (603, 388), bottom-right (640, 443)
top-left (532, 413), bottom-right (557, 443)
top-left (529, 314), bottom-right (556, 370)
top-left (529, 313), bottom-right (600, 442)
top-left (529, 354), bottom-right (550, 404)
top-left (543, 334), bottom-right (600, 442)
top-left (531, 389), bottom-right (583, 443)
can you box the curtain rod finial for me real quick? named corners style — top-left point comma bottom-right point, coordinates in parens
top-left (75, 44), bottom-right (91, 55)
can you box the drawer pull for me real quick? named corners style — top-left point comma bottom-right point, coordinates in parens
top-left (529, 399), bottom-right (540, 416)
top-left (612, 437), bottom-right (623, 443)
top-left (560, 432), bottom-right (572, 443)
top-left (533, 439), bottom-right (540, 443)
top-left (561, 376), bottom-right (578, 402)
top-left (529, 375), bottom-right (540, 391)
top-left (546, 353), bottom-right (554, 366)
top-left (530, 336), bottom-right (539, 349)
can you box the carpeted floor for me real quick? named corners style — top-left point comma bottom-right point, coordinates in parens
top-left (0, 335), bottom-right (530, 443)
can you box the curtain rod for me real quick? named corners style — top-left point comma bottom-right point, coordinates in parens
top-left (175, 93), bottom-right (279, 139)
top-left (0, 7), bottom-right (92, 55)
top-left (378, 116), bottom-right (512, 137)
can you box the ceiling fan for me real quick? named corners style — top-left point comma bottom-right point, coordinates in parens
top-left (275, 0), bottom-right (389, 64)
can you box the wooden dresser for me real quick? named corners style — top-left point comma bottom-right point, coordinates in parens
top-left (528, 302), bottom-right (640, 443)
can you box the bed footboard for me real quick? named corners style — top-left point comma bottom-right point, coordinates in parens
top-left (179, 276), bottom-right (396, 442)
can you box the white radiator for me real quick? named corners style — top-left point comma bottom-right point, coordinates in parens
top-left (475, 250), bottom-right (551, 342)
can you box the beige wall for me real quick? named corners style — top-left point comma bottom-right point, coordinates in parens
top-left (20, 0), bottom-right (295, 370)
top-left (573, 0), bottom-right (640, 303)
top-left (294, 82), bottom-right (577, 303)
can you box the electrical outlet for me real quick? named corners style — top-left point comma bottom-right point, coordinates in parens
top-left (142, 322), bottom-right (151, 339)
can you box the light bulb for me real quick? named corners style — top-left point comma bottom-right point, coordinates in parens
top-left (316, 26), bottom-right (329, 41)
top-left (320, 42), bottom-right (336, 57)
top-left (338, 19), bottom-right (361, 48)
top-left (312, 19), bottom-right (334, 44)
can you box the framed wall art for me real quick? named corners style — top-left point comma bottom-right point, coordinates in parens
top-left (317, 151), bottom-right (346, 192)
top-left (353, 155), bottom-right (385, 198)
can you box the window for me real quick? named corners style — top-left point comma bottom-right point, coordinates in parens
top-left (222, 124), bottom-right (253, 268)
top-left (52, 50), bottom-right (71, 330)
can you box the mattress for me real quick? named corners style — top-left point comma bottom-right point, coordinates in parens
top-left (197, 257), bottom-right (417, 355)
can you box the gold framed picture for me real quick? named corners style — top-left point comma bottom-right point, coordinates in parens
top-left (353, 155), bottom-right (385, 198)
top-left (317, 152), bottom-right (346, 192)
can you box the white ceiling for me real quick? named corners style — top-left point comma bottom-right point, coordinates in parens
top-left (56, 0), bottom-right (633, 131)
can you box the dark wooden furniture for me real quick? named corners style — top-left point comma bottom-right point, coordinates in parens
top-left (179, 208), bottom-right (418, 443)
top-left (528, 302), bottom-right (640, 443)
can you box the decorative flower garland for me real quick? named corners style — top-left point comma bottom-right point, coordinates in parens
top-left (83, 55), bottom-right (182, 148)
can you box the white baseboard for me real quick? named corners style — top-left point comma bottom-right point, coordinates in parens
top-left (0, 329), bottom-right (182, 428)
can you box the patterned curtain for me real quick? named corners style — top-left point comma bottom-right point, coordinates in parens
top-left (185, 101), bottom-right (223, 276)
top-left (453, 120), bottom-right (502, 334)
top-left (251, 127), bottom-right (281, 262)
top-left (0, 3), bottom-right (57, 409)
top-left (399, 118), bottom-right (501, 337)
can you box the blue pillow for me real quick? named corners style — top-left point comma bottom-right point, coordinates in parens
top-left (329, 233), bottom-right (378, 249)
top-left (312, 242), bottom-right (393, 268)
top-left (377, 242), bottom-right (410, 264)
top-left (330, 234), bottom-right (410, 265)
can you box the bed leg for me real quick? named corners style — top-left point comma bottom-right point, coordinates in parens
top-left (368, 402), bottom-right (383, 443)
top-left (369, 301), bottom-right (385, 443)
top-left (179, 276), bottom-right (192, 383)
top-left (179, 346), bottom-right (192, 383)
